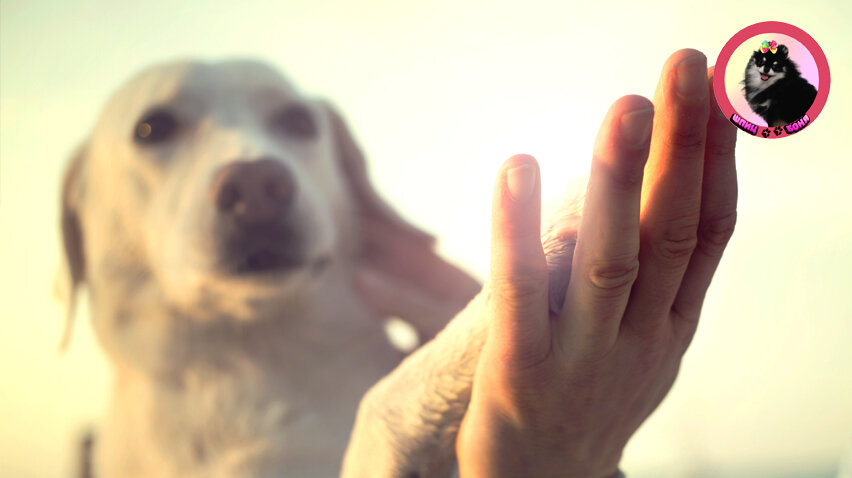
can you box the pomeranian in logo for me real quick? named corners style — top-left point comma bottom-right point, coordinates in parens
top-left (743, 40), bottom-right (817, 127)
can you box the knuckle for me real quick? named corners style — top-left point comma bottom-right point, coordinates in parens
top-left (697, 211), bottom-right (737, 256)
top-left (584, 257), bottom-right (640, 297)
top-left (593, 154), bottom-right (644, 190)
top-left (657, 235), bottom-right (698, 263)
top-left (665, 127), bottom-right (706, 157)
top-left (648, 216), bottom-right (699, 263)
top-left (610, 162), bottom-right (645, 190)
top-left (489, 273), bottom-right (547, 313)
top-left (706, 137), bottom-right (737, 159)
top-left (672, 310), bottom-right (700, 352)
top-left (495, 220), bottom-right (540, 242)
top-left (632, 348), bottom-right (663, 379)
top-left (357, 381), bottom-right (391, 422)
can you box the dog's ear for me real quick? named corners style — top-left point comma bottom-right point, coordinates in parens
top-left (323, 103), bottom-right (481, 343)
top-left (777, 44), bottom-right (789, 57)
top-left (55, 144), bottom-right (87, 351)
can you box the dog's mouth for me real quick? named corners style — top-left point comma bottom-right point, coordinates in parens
top-left (760, 73), bottom-right (772, 81)
top-left (238, 248), bottom-right (303, 274)
top-left (213, 213), bottom-right (332, 278)
top-left (216, 233), bottom-right (308, 275)
top-left (225, 245), bottom-right (331, 277)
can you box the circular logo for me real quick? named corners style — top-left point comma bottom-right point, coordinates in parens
top-left (713, 21), bottom-right (830, 139)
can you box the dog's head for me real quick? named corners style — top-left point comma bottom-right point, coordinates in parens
top-left (57, 60), bottom-right (478, 355)
top-left (745, 44), bottom-right (790, 92)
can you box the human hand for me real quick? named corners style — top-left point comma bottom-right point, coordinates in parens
top-left (456, 49), bottom-right (737, 477)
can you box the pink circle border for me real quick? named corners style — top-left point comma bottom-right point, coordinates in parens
top-left (713, 21), bottom-right (830, 139)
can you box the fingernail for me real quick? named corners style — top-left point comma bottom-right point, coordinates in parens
top-left (507, 163), bottom-right (536, 201)
top-left (619, 108), bottom-right (654, 147)
top-left (676, 54), bottom-right (707, 99)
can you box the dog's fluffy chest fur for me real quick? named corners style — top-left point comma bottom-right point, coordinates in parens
top-left (95, 273), bottom-right (402, 478)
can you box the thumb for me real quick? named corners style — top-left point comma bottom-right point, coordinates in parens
top-left (488, 154), bottom-right (550, 368)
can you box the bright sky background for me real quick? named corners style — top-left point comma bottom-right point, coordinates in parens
top-left (1, 1), bottom-right (850, 477)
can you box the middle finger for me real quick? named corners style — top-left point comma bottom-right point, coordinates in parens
top-left (627, 49), bottom-right (710, 333)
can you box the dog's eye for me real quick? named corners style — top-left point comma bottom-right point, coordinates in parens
top-left (135, 109), bottom-right (179, 144)
top-left (270, 104), bottom-right (316, 140)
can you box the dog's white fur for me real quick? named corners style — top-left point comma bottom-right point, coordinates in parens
top-left (58, 59), bottom-right (483, 478)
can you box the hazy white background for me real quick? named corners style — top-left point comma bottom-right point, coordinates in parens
top-left (1, 1), bottom-right (850, 477)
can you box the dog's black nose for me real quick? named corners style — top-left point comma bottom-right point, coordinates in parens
top-left (211, 158), bottom-right (296, 225)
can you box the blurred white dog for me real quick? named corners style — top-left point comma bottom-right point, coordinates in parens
top-left (57, 60), bottom-right (483, 478)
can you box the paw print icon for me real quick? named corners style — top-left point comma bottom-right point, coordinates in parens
top-left (761, 128), bottom-right (771, 138)
top-left (773, 126), bottom-right (784, 136)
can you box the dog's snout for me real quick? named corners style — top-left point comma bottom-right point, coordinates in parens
top-left (211, 158), bottom-right (306, 274)
top-left (212, 158), bottom-right (297, 224)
